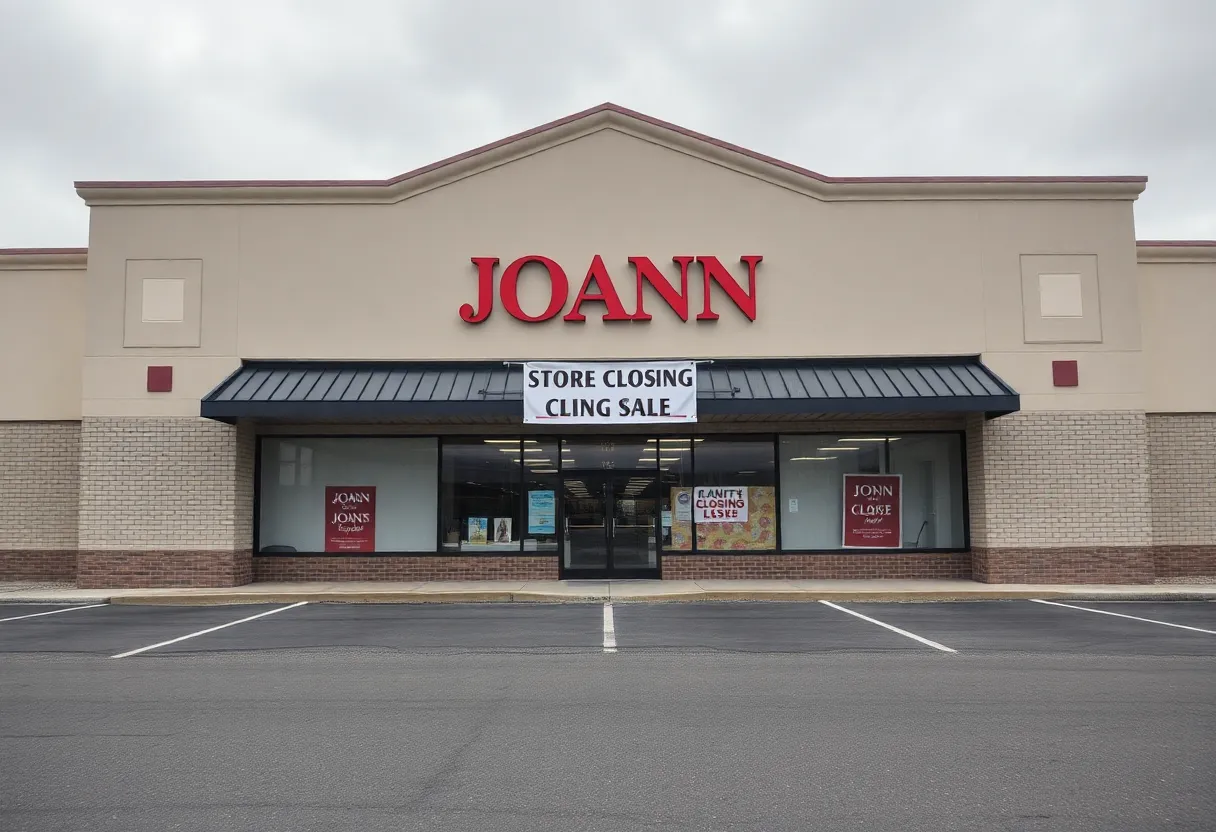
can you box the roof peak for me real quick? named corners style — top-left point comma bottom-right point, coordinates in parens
top-left (73, 103), bottom-right (1148, 205)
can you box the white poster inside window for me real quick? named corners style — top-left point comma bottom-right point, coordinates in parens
top-left (523, 361), bottom-right (697, 425)
top-left (693, 487), bottom-right (749, 523)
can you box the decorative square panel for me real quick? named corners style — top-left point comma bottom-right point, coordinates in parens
top-left (124, 260), bottom-right (202, 347)
top-left (141, 278), bottom-right (186, 323)
top-left (1038, 273), bottom-right (1083, 318)
top-left (1020, 255), bottom-right (1102, 343)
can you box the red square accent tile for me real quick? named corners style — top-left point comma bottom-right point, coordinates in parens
top-left (147, 365), bottom-right (173, 393)
top-left (1052, 359), bottom-right (1078, 387)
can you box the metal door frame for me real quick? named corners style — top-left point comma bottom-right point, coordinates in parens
top-left (558, 470), bottom-right (661, 580)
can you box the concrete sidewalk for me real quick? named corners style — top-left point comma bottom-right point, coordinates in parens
top-left (1, 578), bottom-right (1214, 605)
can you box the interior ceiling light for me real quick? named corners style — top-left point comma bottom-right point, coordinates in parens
top-left (839, 438), bottom-right (888, 442)
top-left (483, 439), bottom-right (520, 444)
top-left (818, 446), bottom-right (859, 452)
top-left (789, 456), bottom-right (836, 461)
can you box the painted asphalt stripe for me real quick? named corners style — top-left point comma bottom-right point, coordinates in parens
top-left (0, 603), bottom-right (108, 623)
top-left (1030, 598), bottom-right (1216, 635)
top-left (111, 602), bottom-right (309, 658)
top-left (819, 600), bottom-right (957, 653)
top-left (603, 602), bottom-right (617, 653)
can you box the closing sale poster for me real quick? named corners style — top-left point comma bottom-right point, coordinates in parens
top-left (842, 474), bottom-right (901, 548)
top-left (325, 486), bottom-right (377, 552)
top-left (523, 361), bottom-right (697, 425)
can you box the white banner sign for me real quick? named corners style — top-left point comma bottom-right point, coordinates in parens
top-left (523, 361), bottom-right (698, 425)
top-left (693, 486), bottom-right (749, 523)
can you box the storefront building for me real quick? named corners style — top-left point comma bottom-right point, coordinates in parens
top-left (2, 103), bottom-right (1214, 588)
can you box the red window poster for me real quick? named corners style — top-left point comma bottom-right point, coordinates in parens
top-left (842, 474), bottom-right (901, 548)
top-left (325, 486), bottom-right (376, 552)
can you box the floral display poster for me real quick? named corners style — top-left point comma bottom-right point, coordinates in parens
top-left (467, 517), bottom-right (488, 545)
top-left (668, 486), bottom-right (776, 551)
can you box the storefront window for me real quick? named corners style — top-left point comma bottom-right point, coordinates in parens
top-left (691, 438), bottom-right (776, 551)
top-left (440, 438), bottom-right (523, 552)
top-left (258, 438), bottom-right (438, 553)
top-left (658, 437), bottom-right (695, 551)
top-left (888, 433), bottom-right (965, 548)
top-left (523, 439), bottom-right (560, 553)
top-left (779, 433), bottom-right (965, 549)
top-left (255, 431), bottom-right (966, 558)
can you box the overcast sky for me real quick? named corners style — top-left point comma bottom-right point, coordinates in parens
top-left (2, 0), bottom-right (1212, 247)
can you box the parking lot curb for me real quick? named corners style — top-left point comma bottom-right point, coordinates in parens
top-left (1051, 592), bottom-right (1216, 602)
top-left (0, 597), bottom-right (113, 605)
top-left (106, 591), bottom-right (589, 606)
top-left (94, 589), bottom-right (1135, 606)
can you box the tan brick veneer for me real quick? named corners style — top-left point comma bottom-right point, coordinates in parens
top-left (1147, 413), bottom-right (1216, 578)
top-left (968, 411), bottom-right (1157, 583)
top-left (0, 421), bottom-right (80, 581)
top-left (76, 417), bottom-right (254, 588)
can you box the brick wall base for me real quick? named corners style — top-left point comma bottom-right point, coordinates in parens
top-left (77, 550), bottom-right (253, 589)
top-left (1152, 545), bottom-right (1216, 579)
top-left (973, 547), bottom-right (1155, 584)
top-left (0, 550), bottom-right (77, 582)
top-left (28, 548), bottom-right (1214, 587)
top-left (253, 556), bottom-right (559, 582)
top-left (661, 553), bottom-right (972, 580)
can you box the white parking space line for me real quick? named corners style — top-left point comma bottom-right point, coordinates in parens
top-left (819, 600), bottom-right (957, 653)
top-left (1030, 599), bottom-right (1216, 635)
top-left (603, 603), bottom-right (617, 653)
top-left (0, 603), bottom-right (108, 623)
top-left (111, 602), bottom-right (309, 658)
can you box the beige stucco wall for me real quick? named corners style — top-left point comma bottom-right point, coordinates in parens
top-left (0, 261), bottom-right (86, 420)
top-left (80, 126), bottom-right (1147, 417)
top-left (1139, 257), bottom-right (1216, 412)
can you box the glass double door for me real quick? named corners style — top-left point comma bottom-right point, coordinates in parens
top-left (562, 470), bottom-right (660, 578)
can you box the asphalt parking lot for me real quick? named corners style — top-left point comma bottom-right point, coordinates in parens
top-left (2, 599), bottom-right (1214, 831)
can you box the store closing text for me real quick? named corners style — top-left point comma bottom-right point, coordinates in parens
top-left (523, 360), bottom-right (698, 425)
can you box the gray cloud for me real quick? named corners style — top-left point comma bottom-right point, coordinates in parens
top-left (1, 0), bottom-right (1212, 245)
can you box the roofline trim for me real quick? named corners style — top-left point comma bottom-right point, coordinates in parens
top-left (0, 248), bottom-right (88, 270)
top-left (1137, 240), bottom-right (1216, 264)
top-left (74, 103), bottom-right (1149, 206)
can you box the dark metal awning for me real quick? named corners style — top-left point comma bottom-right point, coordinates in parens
top-left (200, 357), bottom-right (1019, 423)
